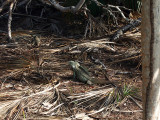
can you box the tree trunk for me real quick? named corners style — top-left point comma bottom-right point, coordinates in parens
top-left (142, 0), bottom-right (160, 119)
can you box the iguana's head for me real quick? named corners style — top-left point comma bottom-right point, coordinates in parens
top-left (68, 61), bottom-right (80, 69)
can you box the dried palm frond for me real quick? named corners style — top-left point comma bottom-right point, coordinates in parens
top-left (68, 84), bottom-right (140, 115)
top-left (0, 83), bottom-right (70, 120)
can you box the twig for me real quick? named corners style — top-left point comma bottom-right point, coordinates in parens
top-left (107, 55), bottom-right (141, 65)
top-left (108, 4), bottom-right (130, 22)
top-left (8, 0), bottom-right (16, 41)
top-left (113, 108), bottom-right (143, 113)
top-left (0, 11), bottom-right (9, 18)
top-left (129, 96), bottom-right (142, 109)
top-left (42, 45), bottom-right (70, 53)
top-left (0, 0), bottom-right (13, 13)
top-left (25, 0), bottom-right (31, 14)
top-left (8, 1), bottom-right (13, 40)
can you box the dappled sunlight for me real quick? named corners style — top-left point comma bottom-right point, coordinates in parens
top-left (152, 67), bottom-right (160, 119)
top-left (0, 0), bottom-right (143, 119)
top-left (152, 92), bottom-right (160, 119)
top-left (153, 68), bottom-right (159, 83)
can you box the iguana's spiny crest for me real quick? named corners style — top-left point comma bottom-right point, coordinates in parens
top-left (68, 61), bottom-right (80, 69)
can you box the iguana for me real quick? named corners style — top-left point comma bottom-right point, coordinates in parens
top-left (68, 61), bottom-right (110, 85)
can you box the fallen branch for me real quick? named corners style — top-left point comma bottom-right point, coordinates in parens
top-left (113, 109), bottom-right (143, 113)
top-left (106, 55), bottom-right (141, 65)
top-left (112, 18), bottom-right (141, 41)
top-left (46, 0), bottom-right (85, 13)
top-left (8, 0), bottom-right (16, 41)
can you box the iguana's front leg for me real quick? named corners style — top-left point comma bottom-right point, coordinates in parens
top-left (73, 71), bottom-right (76, 80)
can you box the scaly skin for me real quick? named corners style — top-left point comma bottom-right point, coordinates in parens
top-left (68, 61), bottom-right (111, 85)
top-left (68, 61), bottom-right (93, 84)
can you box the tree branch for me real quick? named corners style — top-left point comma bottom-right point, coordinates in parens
top-left (8, 0), bottom-right (16, 41)
top-left (0, 0), bottom-right (13, 13)
top-left (47, 0), bottom-right (86, 13)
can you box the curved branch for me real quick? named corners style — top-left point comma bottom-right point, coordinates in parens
top-left (0, 0), bottom-right (13, 13)
top-left (47, 0), bottom-right (86, 13)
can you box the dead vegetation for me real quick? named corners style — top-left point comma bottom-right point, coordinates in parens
top-left (0, 30), bottom-right (142, 119)
top-left (0, 0), bottom-right (142, 119)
